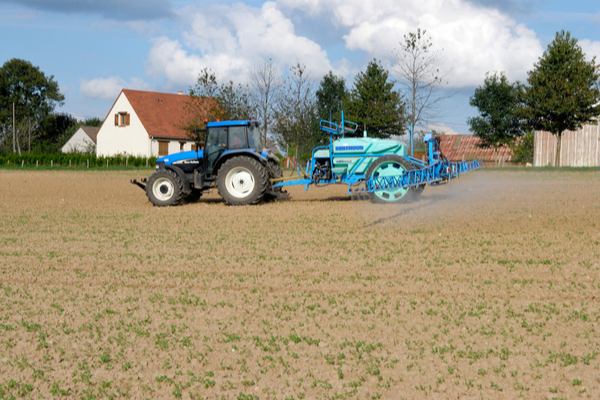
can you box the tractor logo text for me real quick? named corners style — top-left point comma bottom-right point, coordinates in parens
top-left (335, 145), bottom-right (364, 151)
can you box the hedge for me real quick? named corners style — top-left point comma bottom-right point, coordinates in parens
top-left (0, 153), bottom-right (157, 168)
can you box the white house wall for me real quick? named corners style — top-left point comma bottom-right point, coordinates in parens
top-left (150, 139), bottom-right (196, 156)
top-left (96, 93), bottom-right (150, 157)
top-left (61, 128), bottom-right (95, 153)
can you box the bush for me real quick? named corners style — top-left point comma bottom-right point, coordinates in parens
top-left (0, 153), bottom-right (157, 168)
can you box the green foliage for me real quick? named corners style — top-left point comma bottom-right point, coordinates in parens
top-left (521, 30), bottom-right (600, 165)
top-left (0, 153), bottom-right (156, 168)
top-left (348, 59), bottom-right (405, 138)
top-left (511, 131), bottom-right (534, 164)
top-left (468, 71), bottom-right (523, 162)
top-left (181, 68), bottom-right (254, 141)
top-left (314, 72), bottom-right (348, 146)
top-left (0, 58), bottom-right (65, 153)
top-left (35, 112), bottom-right (79, 153)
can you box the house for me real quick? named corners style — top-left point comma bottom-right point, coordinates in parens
top-left (96, 89), bottom-right (201, 157)
top-left (437, 135), bottom-right (513, 167)
top-left (61, 126), bottom-right (99, 153)
top-left (534, 125), bottom-right (600, 167)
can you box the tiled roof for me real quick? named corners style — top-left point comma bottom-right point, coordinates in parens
top-left (438, 135), bottom-right (513, 162)
top-left (121, 89), bottom-right (198, 140)
top-left (80, 126), bottom-right (100, 143)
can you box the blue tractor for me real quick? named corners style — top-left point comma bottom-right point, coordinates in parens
top-left (132, 114), bottom-right (481, 206)
top-left (132, 120), bottom-right (283, 207)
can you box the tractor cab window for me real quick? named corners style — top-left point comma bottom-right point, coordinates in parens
top-left (248, 125), bottom-right (263, 153)
top-left (205, 126), bottom-right (227, 174)
top-left (229, 126), bottom-right (247, 150)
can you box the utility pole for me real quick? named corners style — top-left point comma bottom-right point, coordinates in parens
top-left (13, 102), bottom-right (15, 153)
top-left (28, 118), bottom-right (31, 153)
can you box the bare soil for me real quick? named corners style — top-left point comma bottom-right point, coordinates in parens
top-left (0, 168), bottom-right (599, 399)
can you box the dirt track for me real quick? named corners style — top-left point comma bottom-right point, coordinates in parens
top-left (1, 168), bottom-right (599, 399)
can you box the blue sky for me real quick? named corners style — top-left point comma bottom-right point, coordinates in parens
top-left (1, 0), bottom-right (599, 134)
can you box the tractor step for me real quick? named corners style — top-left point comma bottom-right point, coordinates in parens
top-left (130, 178), bottom-right (147, 190)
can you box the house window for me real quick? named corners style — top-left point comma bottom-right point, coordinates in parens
top-left (114, 112), bottom-right (130, 127)
top-left (179, 142), bottom-right (186, 151)
top-left (158, 141), bottom-right (169, 156)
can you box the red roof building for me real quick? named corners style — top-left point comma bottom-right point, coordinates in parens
top-left (97, 89), bottom-right (210, 157)
top-left (438, 135), bottom-right (513, 166)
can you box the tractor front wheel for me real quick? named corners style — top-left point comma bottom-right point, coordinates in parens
top-left (217, 156), bottom-right (269, 205)
top-left (146, 169), bottom-right (184, 207)
top-left (366, 155), bottom-right (415, 204)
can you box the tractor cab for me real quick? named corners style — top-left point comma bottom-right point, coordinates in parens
top-left (203, 121), bottom-right (263, 176)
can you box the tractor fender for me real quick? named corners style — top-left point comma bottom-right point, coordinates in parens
top-left (164, 164), bottom-right (191, 194)
top-left (213, 150), bottom-right (268, 175)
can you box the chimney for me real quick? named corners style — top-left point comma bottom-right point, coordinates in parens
top-left (177, 91), bottom-right (184, 95)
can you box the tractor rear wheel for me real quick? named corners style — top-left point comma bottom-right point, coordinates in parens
top-left (265, 159), bottom-right (287, 201)
top-left (146, 169), bottom-right (184, 207)
top-left (217, 156), bottom-right (269, 205)
top-left (366, 155), bottom-right (416, 204)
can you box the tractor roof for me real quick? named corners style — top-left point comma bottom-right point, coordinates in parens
top-left (207, 120), bottom-right (260, 128)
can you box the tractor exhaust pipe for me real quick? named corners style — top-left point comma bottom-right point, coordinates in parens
top-left (130, 178), bottom-right (147, 190)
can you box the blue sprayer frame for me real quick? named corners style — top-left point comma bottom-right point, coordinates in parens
top-left (272, 112), bottom-right (481, 194)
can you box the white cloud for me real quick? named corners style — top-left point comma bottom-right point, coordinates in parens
top-left (580, 39), bottom-right (600, 63)
top-left (146, 1), bottom-right (334, 89)
top-left (426, 123), bottom-right (461, 135)
top-left (79, 76), bottom-right (149, 100)
top-left (278, 0), bottom-right (544, 87)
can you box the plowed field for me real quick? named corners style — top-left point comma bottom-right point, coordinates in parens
top-left (1, 169), bottom-right (599, 399)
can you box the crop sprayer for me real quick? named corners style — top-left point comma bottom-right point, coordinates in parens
top-left (131, 113), bottom-right (481, 206)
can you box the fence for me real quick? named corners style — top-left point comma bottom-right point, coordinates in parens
top-left (534, 126), bottom-right (600, 167)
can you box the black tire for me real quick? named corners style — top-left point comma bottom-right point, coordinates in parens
top-left (264, 159), bottom-right (285, 201)
top-left (146, 169), bottom-right (184, 207)
top-left (217, 156), bottom-right (269, 206)
top-left (268, 160), bottom-right (283, 180)
top-left (366, 155), bottom-right (416, 204)
top-left (184, 188), bottom-right (203, 203)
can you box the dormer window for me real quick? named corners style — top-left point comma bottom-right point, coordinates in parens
top-left (114, 112), bottom-right (130, 127)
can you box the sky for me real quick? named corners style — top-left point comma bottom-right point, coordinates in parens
top-left (1, 0), bottom-right (600, 135)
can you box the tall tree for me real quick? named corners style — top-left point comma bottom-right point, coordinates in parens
top-left (468, 72), bottom-right (523, 166)
top-left (250, 59), bottom-right (281, 146)
top-left (348, 59), bottom-right (405, 139)
top-left (273, 64), bottom-right (316, 158)
top-left (313, 72), bottom-right (348, 146)
top-left (392, 29), bottom-right (452, 149)
top-left (521, 30), bottom-right (600, 166)
top-left (182, 68), bottom-right (253, 141)
top-left (0, 58), bottom-right (64, 153)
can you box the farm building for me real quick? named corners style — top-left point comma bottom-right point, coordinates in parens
top-left (96, 89), bottom-right (200, 157)
top-left (61, 126), bottom-right (99, 153)
top-left (534, 125), bottom-right (600, 167)
top-left (436, 135), bottom-right (513, 167)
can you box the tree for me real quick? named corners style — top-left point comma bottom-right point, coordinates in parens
top-left (182, 68), bottom-right (253, 141)
top-left (273, 64), bottom-right (316, 159)
top-left (392, 29), bottom-right (451, 150)
top-left (250, 59), bottom-right (281, 146)
top-left (347, 59), bottom-right (405, 139)
top-left (467, 72), bottom-right (523, 166)
top-left (35, 113), bottom-right (78, 153)
top-left (314, 72), bottom-right (348, 146)
top-left (521, 30), bottom-right (600, 166)
top-left (511, 131), bottom-right (535, 165)
top-left (0, 58), bottom-right (64, 154)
